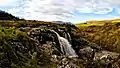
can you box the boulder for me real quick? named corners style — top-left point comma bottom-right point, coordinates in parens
top-left (78, 47), bottom-right (94, 61)
top-left (93, 50), bottom-right (120, 68)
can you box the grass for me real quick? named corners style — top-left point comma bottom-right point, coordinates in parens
top-left (75, 22), bottom-right (105, 28)
top-left (76, 19), bottom-right (120, 53)
top-left (76, 19), bottom-right (120, 28)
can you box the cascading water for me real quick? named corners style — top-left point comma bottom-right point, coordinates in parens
top-left (64, 32), bottom-right (71, 42)
top-left (67, 32), bottom-right (72, 42)
top-left (50, 30), bottom-right (78, 57)
top-left (64, 32), bottom-right (68, 39)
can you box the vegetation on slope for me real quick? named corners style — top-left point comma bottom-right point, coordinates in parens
top-left (0, 26), bottom-right (36, 67)
top-left (76, 19), bottom-right (120, 53)
top-left (76, 19), bottom-right (120, 27)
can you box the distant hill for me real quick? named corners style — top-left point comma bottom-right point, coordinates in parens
top-left (76, 19), bottom-right (120, 27)
top-left (52, 21), bottom-right (73, 25)
top-left (86, 19), bottom-right (120, 24)
top-left (0, 10), bottom-right (24, 20)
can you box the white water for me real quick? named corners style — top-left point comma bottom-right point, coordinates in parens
top-left (64, 32), bottom-right (71, 42)
top-left (67, 32), bottom-right (72, 42)
top-left (50, 30), bottom-right (78, 57)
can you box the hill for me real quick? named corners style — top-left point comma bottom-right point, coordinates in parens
top-left (0, 10), bottom-right (23, 20)
top-left (76, 19), bottom-right (120, 53)
top-left (76, 19), bottom-right (120, 27)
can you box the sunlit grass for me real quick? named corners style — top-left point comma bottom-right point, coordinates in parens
top-left (75, 19), bottom-right (120, 28)
top-left (75, 22), bottom-right (104, 28)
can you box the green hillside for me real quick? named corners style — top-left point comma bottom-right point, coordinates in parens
top-left (76, 19), bottom-right (120, 53)
top-left (76, 19), bottom-right (120, 27)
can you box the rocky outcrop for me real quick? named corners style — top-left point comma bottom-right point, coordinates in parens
top-left (78, 47), bottom-right (94, 61)
top-left (50, 55), bottom-right (80, 68)
top-left (0, 21), bottom-right (120, 68)
top-left (78, 46), bottom-right (120, 68)
top-left (93, 51), bottom-right (120, 68)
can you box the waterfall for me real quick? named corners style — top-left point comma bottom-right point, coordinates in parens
top-left (67, 32), bottom-right (72, 42)
top-left (64, 32), bottom-right (71, 42)
top-left (50, 30), bottom-right (78, 57)
top-left (64, 32), bottom-right (68, 39)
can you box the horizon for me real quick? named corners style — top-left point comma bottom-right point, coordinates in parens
top-left (0, 0), bottom-right (120, 24)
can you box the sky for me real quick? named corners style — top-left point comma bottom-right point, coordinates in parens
top-left (0, 0), bottom-right (120, 23)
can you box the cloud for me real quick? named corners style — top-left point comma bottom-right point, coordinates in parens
top-left (23, 0), bottom-right (120, 21)
top-left (1, 0), bottom-right (26, 18)
top-left (0, 0), bottom-right (14, 7)
top-left (1, 0), bottom-right (120, 22)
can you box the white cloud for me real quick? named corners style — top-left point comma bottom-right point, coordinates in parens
top-left (2, 0), bottom-right (26, 18)
top-left (23, 0), bottom-right (119, 21)
top-left (0, 0), bottom-right (14, 6)
top-left (1, 0), bottom-right (120, 22)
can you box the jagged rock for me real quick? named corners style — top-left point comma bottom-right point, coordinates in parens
top-left (51, 55), bottom-right (81, 68)
top-left (78, 47), bottom-right (94, 61)
top-left (89, 43), bottom-right (102, 51)
top-left (94, 51), bottom-right (120, 63)
top-left (93, 51), bottom-right (120, 68)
